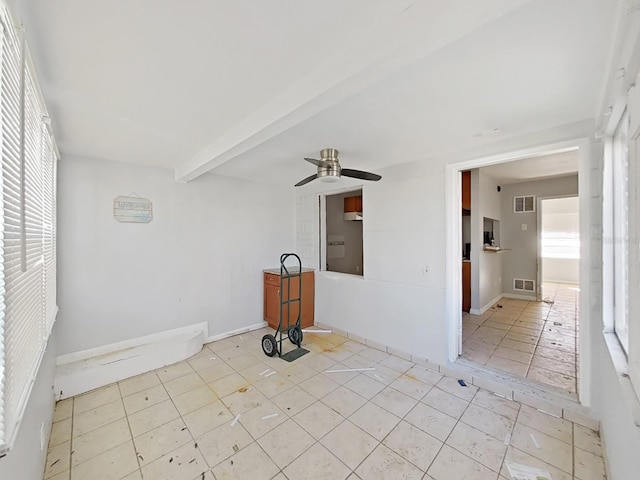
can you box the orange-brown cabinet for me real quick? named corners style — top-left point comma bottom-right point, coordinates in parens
top-left (344, 195), bottom-right (362, 213)
top-left (264, 271), bottom-right (315, 329)
top-left (462, 261), bottom-right (471, 312)
top-left (462, 170), bottom-right (471, 212)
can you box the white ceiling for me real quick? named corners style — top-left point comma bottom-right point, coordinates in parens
top-left (15, 0), bottom-right (620, 186)
top-left (480, 149), bottom-right (579, 185)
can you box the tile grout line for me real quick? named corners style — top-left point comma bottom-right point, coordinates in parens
top-left (68, 397), bottom-right (75, 480)
top-left (116, 382), bottom-right (144, 480)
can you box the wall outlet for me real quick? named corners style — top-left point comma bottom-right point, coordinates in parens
top-left (521, 224), bottom-right (527, 231)
top-left (355, 266), bottom-right (360, 273)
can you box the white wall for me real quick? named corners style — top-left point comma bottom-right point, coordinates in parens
top-left (500, 175), bottom-right (578, 296)
top-left (296, 161), bottom-right (448, 363)
top-left (57, 156), bottom-right (294, 355)
top-left (470, 169), bottom-right (502, 311)
top-left (0, 329), bottom-right (57, 480)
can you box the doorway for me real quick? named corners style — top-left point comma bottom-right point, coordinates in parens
top-left (538, 196), bottom-right (580, 300)
top-left (447, 140), bottom-right (591, 400)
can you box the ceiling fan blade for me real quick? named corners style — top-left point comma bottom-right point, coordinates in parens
top-left (341, 168), bottom-right (382, 181)
top-left (295, 173), bottom-right (318, 187)
top-left (304, 157), bottom-right (329, 167)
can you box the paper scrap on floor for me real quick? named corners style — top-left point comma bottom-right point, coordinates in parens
top-left (505, 461), bottom-right (552, 480)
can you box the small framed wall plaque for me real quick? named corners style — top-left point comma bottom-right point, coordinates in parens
top-left (113, 195), bottom-right (153, 223)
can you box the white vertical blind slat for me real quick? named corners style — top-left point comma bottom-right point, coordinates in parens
top-left (0, 2), bottom-right (58, 451)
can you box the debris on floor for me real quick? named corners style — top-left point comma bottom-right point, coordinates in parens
top-left (505, 461), bottom-right (552, 480)
top-left (457, 379), bottom-right (467, 387)
top-left (261, 413), bottom-right (279, 420)
top-left (530, 433), bottom-right (541, 449)
top-left (325, 367), bottom-right (375, 373)
top-left (230, 414), bottom-right (240, 427)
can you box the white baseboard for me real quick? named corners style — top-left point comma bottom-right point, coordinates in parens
top-left (56, 322), bottom-right (209, 365)
top-left (542, 279), bottom-right (578, 285)
top-left (55, 322), bottom-right (208, 399)
top-left (470, 292), bottom-right (539, 314)
top-left (470, 293), bottom-right (504, 315)
top-left (502, 292), bottom-right (537, 301)
top-left (206, 322), bottom-right (267, 343)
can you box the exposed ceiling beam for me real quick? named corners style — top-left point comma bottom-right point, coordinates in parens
top-left (175, 0), bottom-right (532, 182)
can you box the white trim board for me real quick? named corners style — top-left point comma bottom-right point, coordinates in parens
top-left (56, 322), bottom-right (209, 365)
top-left (206, 322), bottom-right (267, 343)
top-left (502, 293), bottom-right (537, 301)
top-left (469, 293), bottom-right (504, 315)
top-left (55, 322), bottom-right (209, 399)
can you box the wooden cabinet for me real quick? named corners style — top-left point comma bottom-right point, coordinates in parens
top-left (462, 262), bottom-right (471, 312)
top-left (264, 271), bottom-right (315, 329)
top-left (462, 171), bottom-right (471, 212)
top-left (344, 195), bottom-right (363, 213)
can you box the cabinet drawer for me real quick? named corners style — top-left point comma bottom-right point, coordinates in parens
top-left (264, 273), bottom-right (280, 286)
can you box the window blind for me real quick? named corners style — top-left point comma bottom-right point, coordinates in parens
top-left (0, 2), bottom-right (58, 452)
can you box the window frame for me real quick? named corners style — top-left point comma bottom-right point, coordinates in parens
top-left (603, 111), bottom-right (630, 354)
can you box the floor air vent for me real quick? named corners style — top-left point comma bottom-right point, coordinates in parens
top-left (514, 278), bottom-right (535, 292)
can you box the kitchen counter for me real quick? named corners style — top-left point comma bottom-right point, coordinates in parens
top-left (263, 267), bottom-right (315, 275)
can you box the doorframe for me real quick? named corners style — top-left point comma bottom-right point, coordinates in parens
top-left (445, 137), bottom-right (593, 406)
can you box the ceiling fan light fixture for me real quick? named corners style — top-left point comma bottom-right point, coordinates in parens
top-left (295, 148), bottom-right (381, 187)
top-left (319, 175), bottom-right (340, 183)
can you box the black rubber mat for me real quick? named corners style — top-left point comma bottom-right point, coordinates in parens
top-left (281, 347), bottom-right (310, 362)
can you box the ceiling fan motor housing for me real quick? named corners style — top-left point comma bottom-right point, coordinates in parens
top-left (318, 148), bottom-right (341, 182)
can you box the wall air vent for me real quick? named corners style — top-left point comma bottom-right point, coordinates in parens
top-left (514, 195), bottom-right (535, 213)
top-left (513, 278), bottom-right (535, 292)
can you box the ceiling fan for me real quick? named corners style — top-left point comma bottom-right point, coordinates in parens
top-left (294, 148), bottom-right (382, 187)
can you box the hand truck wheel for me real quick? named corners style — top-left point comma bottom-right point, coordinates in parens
top-left (287, 326), bottom-right (303, 347)
top-left (261, 334), bottom-right (278, 357)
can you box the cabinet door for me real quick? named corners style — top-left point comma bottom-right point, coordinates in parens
top-left (462, 262), bottom-right (471, 312)
top-left (264, 282), bottom-right (280, 329)
top-left (300, 272), bottom-right (315, 328)
top-left (280, 276), bottom-right (301, 328)
top-left (263, 272), bottom-right (315, 329)
top-left (462, 171), bottom-right (471, 211)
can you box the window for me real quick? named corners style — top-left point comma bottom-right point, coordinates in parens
top-left (603, 111), bottom-right (629, 354)
top-left (540, 197), bottom-right (580, 260)
top-left (0, 3), bottom-right (58, 453)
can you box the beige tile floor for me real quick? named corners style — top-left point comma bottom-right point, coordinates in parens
top-left (462, 283), bottom-right (579, 394)
top-left (44, 324), bottom-right (604, 480)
